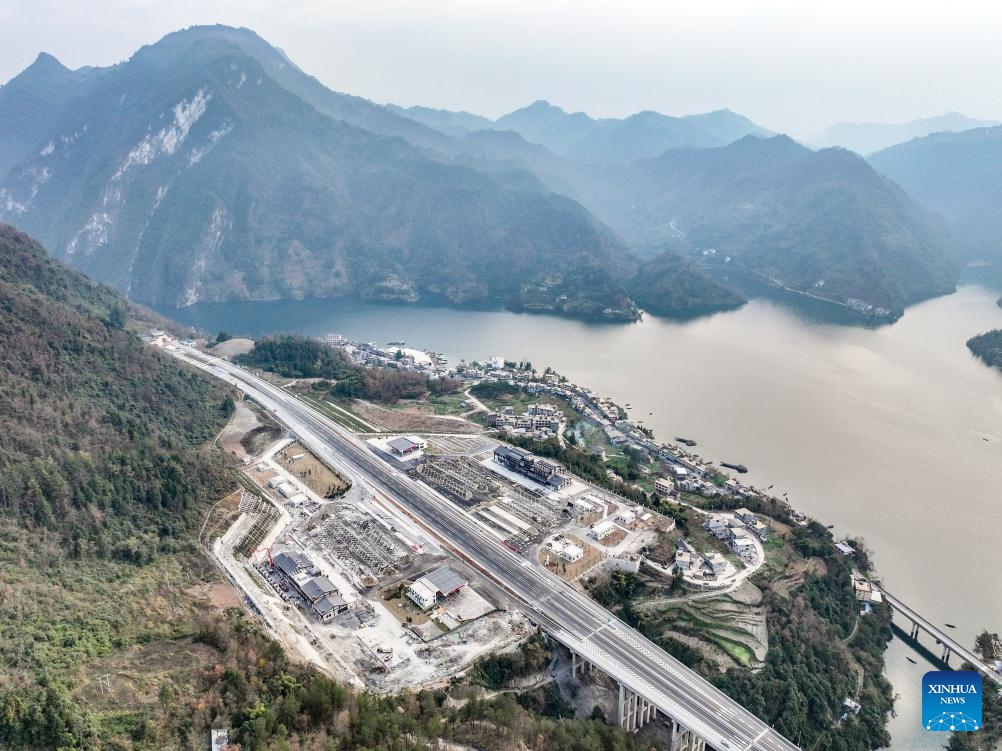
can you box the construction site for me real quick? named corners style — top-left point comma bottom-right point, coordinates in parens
top-left (204, 418), bottom-right (685, 693)
top-left (413, 455), bottom-right (563, 552)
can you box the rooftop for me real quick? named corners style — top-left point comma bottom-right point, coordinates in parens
top-left (313, 593), bottom-right (347, 615)
top-left (302, 576), bottom-right (338, 600)
top-left (274, 551), bottom-right (313, 576)
top-left (422, 565), bottom-right (468, 595)
top-left (388, 436), bottom-right (421, 452)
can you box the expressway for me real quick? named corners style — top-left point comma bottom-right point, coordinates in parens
top-left (172, 345), bottom-right (801, 751)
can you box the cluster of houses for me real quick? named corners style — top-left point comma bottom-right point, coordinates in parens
top-left (272, 551), bottom-right (350, 622)
top-left (323, 334), bottom-right (451, 379)
top-left (703, 508), bottom-right (768, 563)
top-left (493, 445), bottom-right (571, 489)
top-left (487, 403), bottom-right (563, 438)
top-left (674, 548), bottom-right (730, 579)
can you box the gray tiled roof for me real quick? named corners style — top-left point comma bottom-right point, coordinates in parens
top-left (423, 565), bottom-right (467, 595)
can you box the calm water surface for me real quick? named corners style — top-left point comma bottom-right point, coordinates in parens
top-left (162, 286), bottom-right (1002, 748)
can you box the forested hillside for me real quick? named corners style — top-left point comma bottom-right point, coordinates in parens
top-left (0, 225), bottom-right (645, 750)
top-left (0, 223), bottom-right (232, 552)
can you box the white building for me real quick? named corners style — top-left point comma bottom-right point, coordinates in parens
top-left (706, 553), bottom-right (728, 576)
top-left (675, 550), bottom-right (698, 572)
top-left (731, 536), bottom-right (757, 560)
top-left (407, 579), bottom-right (439, 610)
top-left (654, 476), bottom-right (674, 495)
top-left (616, 509), bottom-right (637, 526)
top-left (734, 508), bottom-right (756, 524)
top-left (551, 538), bottom-right (584, 562)
top-left (589, 519), bottom-right (616, 541)
top-left (704, 515), bottom-right (730, 540)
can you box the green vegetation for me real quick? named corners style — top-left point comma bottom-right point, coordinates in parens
top-left (237, 335), bottom-right (460, 403)
top-left (0, 224), bottom-right (233, 748)
top-left (0, 225), bottom-right (661, 749)
top-left (585, 508), bottom-right (894, 750)
top-left (235, 335), bottom-right (357, 379)
top-left (472, 629), bottom-right (553, 689)
top-left (602, 135), bottom-right (958, 312)
top-left (504, 434), bottom-right (649, 504)
top-left (0, 225), bottom-right (231, 556)
top-left (967, 329), bottom-right (1002, 372)
top-left (869, 126), bottom-right (1002, 264)
top-left (630, 250), bottom-right (745, 316)
top-left (948, 630), bottom-right (1002, 749)
top-left (0, 27), bottom-right (652, 319)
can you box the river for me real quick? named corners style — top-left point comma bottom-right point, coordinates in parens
top-left (160, 285), bottom-right (1002, 748)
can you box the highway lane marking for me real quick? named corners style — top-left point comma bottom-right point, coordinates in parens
top-left (178, 349), bottom-right (805, 750)
top-left (744, 727), bottom-right (770, 750)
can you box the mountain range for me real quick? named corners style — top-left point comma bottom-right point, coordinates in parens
top-left (0, 26), bottom-right (742, 320)
top-left (869, 126), bottom-right (1002, 266)
top-left (578, 136), bottom-right (959, 311)
top-left (393, 99), bottom-right (772, 164)
top-left (0, 24), bottom-right (966, 320)
top-left (814, 112), bottom-right (1000, 155)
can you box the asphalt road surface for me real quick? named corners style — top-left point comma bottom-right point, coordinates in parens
top-left (174, 346), bottom-right (801, 751)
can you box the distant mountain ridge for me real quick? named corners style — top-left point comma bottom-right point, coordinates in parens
top-left (393, 98), bottom-right (772, 164)
top-left (579, 135), bottom-right (959, 313)
top-left (869, 126), bottom-right (1002, 264)
top-left (815, 112), bottom-right (1000, 155)
top-left (0, 24), bottom-right (962, 322)
top-left (0, 26), bottom-right (743, 319)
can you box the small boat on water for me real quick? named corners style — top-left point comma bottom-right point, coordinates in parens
top-left (675, 437), bottom-right (697, 447)
top-left (907, 657), bottom-right (918, 664)
top-left (767, 484), bottom-right (774, 489)
top-left (945, 623), bottom-right (957, 629)
top-left (721, 462), bottom-right (749, 473)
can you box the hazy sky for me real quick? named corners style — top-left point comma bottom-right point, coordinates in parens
top-left (2, 0), bottom-right (1000, 138)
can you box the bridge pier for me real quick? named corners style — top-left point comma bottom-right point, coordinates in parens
top-left (617, 684), bottom-right (659, 733)
top-left (942, 645), bottom-right (951, 663)
top-left (669, 719), bottom-right (706, 751)
top-left (571, 652), bottom-right (594, 676)
top-left (910, 621), bottom-right (920, 640)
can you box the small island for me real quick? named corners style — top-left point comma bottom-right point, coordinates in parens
top-left (967, 328), bottom-right (1002, 372)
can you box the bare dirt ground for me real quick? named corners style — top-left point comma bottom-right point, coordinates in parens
top-left (276, 441), bottom-right (351, 497)
top-left (210, 337), bottom-right (255, 358)
top-left (539, 535), bottom-right (604, 582)
top-left (353, 400), bottom-right (483, 434)
top-left (74, 639), bottom-right (219, 710)
top-left (183, 581), bottom-right (243, 611)
top-left (217, 400), bottom-right (260, 458)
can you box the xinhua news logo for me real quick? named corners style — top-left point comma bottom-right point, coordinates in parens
top-left (922, 671), bottom-right (982, 732)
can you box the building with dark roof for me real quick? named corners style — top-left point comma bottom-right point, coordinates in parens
top-left (493, 445), bottom-right (570, 489)
top-left (423, 565), bottom-right (467, 597)
top-left (313, 593), bottom-right (349, 622)
top-left (301, 576), bottom-right (338, 603)
top-left (273, 551), bottom-right (313, 578)
top-left (387, 435), bottom-right (427, 456)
